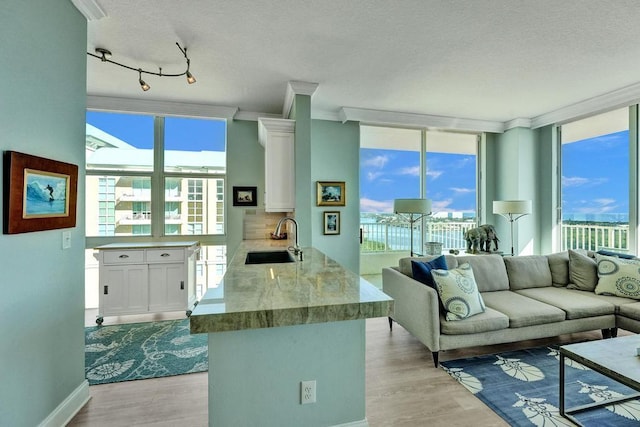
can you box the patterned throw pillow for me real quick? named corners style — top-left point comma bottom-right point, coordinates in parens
top-left (431, 263), bottom-right (486, 321)
top-left (594, 253), bottom-right (640, 299)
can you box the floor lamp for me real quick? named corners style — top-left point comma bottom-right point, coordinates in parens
top-left (394, 198), bottom-right (432, 257)
top-left (493, 200), bottom-right (532, 256)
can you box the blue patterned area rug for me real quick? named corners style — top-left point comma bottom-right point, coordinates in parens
top-left (441, 345), bottom-right (640, 426)
top-left (85, 319), bottom-right (208, 385)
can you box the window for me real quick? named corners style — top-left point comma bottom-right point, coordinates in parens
top-left (84, 111), bottom-right (228, 309)
top-left (560, 108), bottom-right (629, 251)
top-left (359, 126), bottom-right (478, 253)
top-left (86, 112), bottom-right (226, 237)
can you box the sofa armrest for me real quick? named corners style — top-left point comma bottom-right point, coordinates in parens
top-left (382, 267), bottom-right (441, 352)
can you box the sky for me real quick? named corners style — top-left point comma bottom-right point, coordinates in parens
top-left (561, 130), bottom-right (628, 221)
top-left (360, 148), bottom-right (476, 215)
top-left (86, 111), bottom-right (630, 221)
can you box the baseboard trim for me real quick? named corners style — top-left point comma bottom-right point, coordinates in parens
top-left (38, 380), bottom-right (90, 427)
top-left (333, 418), bottom-right (368, 427)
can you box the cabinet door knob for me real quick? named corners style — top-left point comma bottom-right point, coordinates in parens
top-left (180, 281), bottom-right (185, 290)
top-left (104, 285), bottom-right (109, 295)
top-left (118, 254), bottom-right (129, 259)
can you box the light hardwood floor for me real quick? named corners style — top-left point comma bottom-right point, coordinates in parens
top-left (71, 309), bottom-right (611, 426)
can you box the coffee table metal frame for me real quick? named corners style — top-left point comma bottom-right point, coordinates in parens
top-left (559, 335), bottom-right (640, 426)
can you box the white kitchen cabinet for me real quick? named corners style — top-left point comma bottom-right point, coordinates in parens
top-left (258, 118), bottom-right (295, 212)
top-left (94, 241), bottom-right (200, 325)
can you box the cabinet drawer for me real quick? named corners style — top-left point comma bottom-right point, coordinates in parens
top-left (146, 248), bottom-right (184, 263)
top-left (102, 250), bottom-right (145, 265)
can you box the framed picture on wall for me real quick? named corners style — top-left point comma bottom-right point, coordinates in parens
top-left (3, 150), bottom-right (78, 234)
top-left (232, 186), bottom-right (258, 206)
top-left (323, 211), bottom-right (340, 235)
top-left (317, 181), bottom-right (346, 206)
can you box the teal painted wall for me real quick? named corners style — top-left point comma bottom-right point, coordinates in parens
top-left (311, 120), bottom-right (361, 273)
top-left (492, 127), bottom-right (538, 255)
top-left (293, 95), bottom-right (313, 246)
top-left (0, 2), bottom-right (87, 425)
top-left (208, 320), bottom-right (366, 426)
top-left (535, 125), bottom-right (558, 254)
top-left (227, 119), bottom-right (264, 257)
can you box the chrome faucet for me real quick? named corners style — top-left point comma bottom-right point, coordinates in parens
top-left (274, 216), bottom-right (303, 261)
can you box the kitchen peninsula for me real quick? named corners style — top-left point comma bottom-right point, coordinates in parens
top-left (190, 240), bottom-right (393, 427)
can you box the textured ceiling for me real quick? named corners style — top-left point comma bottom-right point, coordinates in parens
top-left (84, 0), bottom-right (640, 124)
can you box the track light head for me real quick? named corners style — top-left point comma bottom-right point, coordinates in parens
top-left (138, 69), bottom-right (150, 91)
top-left (186, 70), bottom-right (196, 84)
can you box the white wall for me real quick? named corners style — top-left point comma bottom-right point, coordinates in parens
top-left (0, 2), bottom-right (87, 425)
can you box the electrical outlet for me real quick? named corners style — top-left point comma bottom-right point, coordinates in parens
top-left (300, 380), bottom-right (316, 404)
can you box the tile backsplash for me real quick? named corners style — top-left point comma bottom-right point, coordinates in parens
top-left (243, 209), bottom-right (293, 240)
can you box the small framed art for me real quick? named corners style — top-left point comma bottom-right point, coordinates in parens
top-left (3, 151), bottom-right (78, 234)
top-left (317, 181), bottom-right (346, 206)
top-left (232, 186), bottom-right (258, 206)
top-left (323, 211), bottom-right (340, 235)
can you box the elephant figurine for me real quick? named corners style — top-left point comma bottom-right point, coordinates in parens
top-left (464, 224), bottom-right (499, 254)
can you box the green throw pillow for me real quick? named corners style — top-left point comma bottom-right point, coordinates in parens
top-left (594, 253), bottom-right (640, 299)
top-left (431, 263), bottom-right (486, 321)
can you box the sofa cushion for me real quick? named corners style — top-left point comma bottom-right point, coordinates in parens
top-left (547, 251), bottom-right (570, 287)
top-left (504, 255), bottom-right (552, 290)
top-left (594, 253), bottom-right (640, 299)
top-left (439, 307), bottom-right (509, 335)
top-left (411, 255), bottom-right (448, 289)
top-left (432, 263), bottom-right (486, 321)
top-left (455, 254), bottom-right (509, 292)
top-left (618, 302), bottom-right (640, 321)
top-left (481, 290), bottom-right (565, 328)
top-left (567, 249), bottom-right (598, 291)
top-left (399, 255), bottom-right (458, 277)
top-left (597, 249), bottom-right (637, 260)
top-left (515, 287), bottom-right (616, 319)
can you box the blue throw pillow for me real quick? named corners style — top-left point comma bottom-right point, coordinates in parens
top-left (411, 255), bottom-right (448, 288)
top-left (596, 249), bottom-right (636, 260)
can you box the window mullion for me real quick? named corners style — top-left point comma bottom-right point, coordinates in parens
top-left (152, 116), bottom-right (165, 238)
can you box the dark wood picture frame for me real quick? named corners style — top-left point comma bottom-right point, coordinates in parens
top-left (232, 186), bottom-right (258, 207)
top-left (317, 181), bottom-right (346, 206)
top-left (3, 151), bottom-right (78, 234)
top-left (323, 211), bottom-right (340, 235)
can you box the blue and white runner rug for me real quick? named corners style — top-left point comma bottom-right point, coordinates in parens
top-left (85, 319), bottom-right (208, 385)
top-left (441, 345), bottom-right (640, 426)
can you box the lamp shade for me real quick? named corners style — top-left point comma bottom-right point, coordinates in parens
top-left (394, 198), bottom-right (432, 214)
top-left (493, 200), bottom-right (532, 215)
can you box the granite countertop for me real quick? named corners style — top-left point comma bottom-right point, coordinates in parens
top-left (189, 240), bottom-right (393, 333)
top-left (94, 241), bottom-right (200, 250)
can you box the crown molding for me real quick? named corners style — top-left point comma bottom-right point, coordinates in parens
top-left (312, 109), bottom-right (343, 122)
top-left (339, 107), bottom-right (505, 133)
top-left (70, 0), bottom-right (107, 21)
top-left (234, 110), bottom-right (282, 121)
top-left (503, 118), bottom-right (532, 130)
top-left (87, 95), bottom-right (238, 119)
top-left (531, 81), bottom-right (640, 129)
top-left (283, 81), bottom-right (319, 118)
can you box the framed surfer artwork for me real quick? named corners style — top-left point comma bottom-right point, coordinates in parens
top-left (3, 151), bottom-right (78, 234)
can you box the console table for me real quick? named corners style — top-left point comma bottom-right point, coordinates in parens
top-left (94, 241), bottom-right (200, 325)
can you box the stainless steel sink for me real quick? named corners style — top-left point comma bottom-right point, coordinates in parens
top-left (245, 250), bottom-right (295, 264)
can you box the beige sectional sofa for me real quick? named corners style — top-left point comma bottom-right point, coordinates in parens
top-left (382, 251), bottom-right (640, 367)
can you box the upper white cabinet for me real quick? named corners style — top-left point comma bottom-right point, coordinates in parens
top-left (258, 118), bottom-right (295, 212)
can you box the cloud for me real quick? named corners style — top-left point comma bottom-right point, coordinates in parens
top-left (562, 176), bottom-right (608, 187)
top-left (360, 198), bottom-right (393, 213)
top-left (362, 155), bottom-right (389, 169)
top-left (573, 198), bottom-right (618, 214)
top-left (366, 171), bottom-right (384, 181)
top-left (398, 166), bottom-right (420, 177)
top-left (450, 187), bottom-right (474, 194)
top-left (426, 169), bottom-right (443, 179)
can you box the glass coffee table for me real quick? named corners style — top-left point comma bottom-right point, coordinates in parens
top-left (559, 335), bottom-right (640, 425)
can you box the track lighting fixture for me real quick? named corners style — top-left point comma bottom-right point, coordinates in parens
top-left (88, 42), bottom-right (196, 91)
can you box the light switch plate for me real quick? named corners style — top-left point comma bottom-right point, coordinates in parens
top-left (62, 231), bottom-right (71, 249)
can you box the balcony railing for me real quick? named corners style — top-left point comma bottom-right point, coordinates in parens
top-left (360, 220), bottom-right (630, 253)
